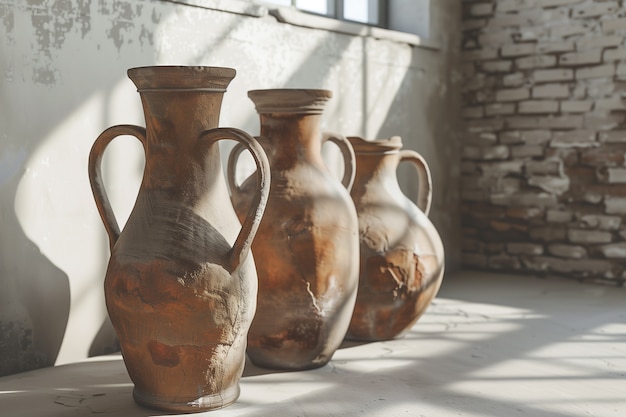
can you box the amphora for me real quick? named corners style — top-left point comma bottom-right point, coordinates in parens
top-left (88, 66), bottom-right (270, 412)
top-left (345, 136), bottom-right (444, 341)
top-left (227, 89), bottom-right (359, 370)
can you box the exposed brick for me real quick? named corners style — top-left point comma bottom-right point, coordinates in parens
top-left (546, 210), bottom-right (572, 223)
top-left (507, 115), bottom-right (583, 129)
top-left (532, 84), bottom-right (569, 99)
top-left (536, 40), bottom-right (575, 54)
top-left (576, 64), bottom-right (615, 80)
top-left (485, 103), bottom-right (516, 116)
top-left (491, 192), bottom-right (558, 207)
top-left (511, 145), bottom-right (544, 158)
top-left (530, 226), bottom-right (567, 241)
top-left (501, 43), bottom-right (536, 58)
top-left (561, 100), bottom-right (593, 113)
top-left (487, 254), bottom-right (522, 270)
top-left (571, 1), bottom-right (619, 19)
top-left (516, 55), bottom-right (557, 70)
top-left (598, 130), bottom-right (626, 143)
top-left (545, 148), bottom-right (579, 165)
top-left (529, 175), bottom-right (570, 194)
top-left (496, 87), bottom-right (531, 101)
top-left (507, 242), bottom-right (544, 255)
top-left (550, 130), bottom-right (597, 148)
top-left (532, 68), bottom-right (574, 83)
top-left (463, 106), bottom-right (485, 119)
top-left (601, 17), bottom-right (626, 33)
top-left (518, 100), bottom-right (559, 114)
top-left (605, 196), bottom-right (626, 214)
top-left (548, 244), bottom-right (587, 258)
top-left (559, 50), bottom-right (602, 67)
top-left (524, 257), bottom-right (614, 277)
top-left (603, 48), bottom-right (626, 62)
top-left (599, 243), bottom-right (626, 258)
top-left (505, 207), bottom-right (544, 220)
top-left (580, 147), bottom-right (625, 167)
top-left (568, 229), bottom-right (612, 244)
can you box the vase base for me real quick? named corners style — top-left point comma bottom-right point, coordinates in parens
top-left (132, 384), bottom-right (240, 413)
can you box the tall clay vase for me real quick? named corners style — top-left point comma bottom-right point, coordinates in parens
top-left (227, 89), bottom-right (359, 370)
top-left (88, 66), bottom-right (271, 412)
top-left (345, 136), bottom-right (444, 341)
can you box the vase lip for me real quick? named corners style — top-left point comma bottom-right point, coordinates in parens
top-left (248, 89), bottom-right (332, 115)
top-left (347, 136), bottom-right (403, 153)
top-left (127, 66), bottom-right (237, 92)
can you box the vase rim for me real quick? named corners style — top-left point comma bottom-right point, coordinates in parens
top-left (127, 66), bottom-right (237, 92)
top-left (347, 136), bottom-right (403, 153)
top-left (248, 89), bottom-right (332, 115)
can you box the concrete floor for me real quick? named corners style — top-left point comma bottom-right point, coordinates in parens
top-left (1, 270), bottom-right (625, 417)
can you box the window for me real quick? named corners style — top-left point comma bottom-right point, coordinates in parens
top-left (260, 0), bottom-right (429, 38)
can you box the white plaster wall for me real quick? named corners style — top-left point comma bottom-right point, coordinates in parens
top-left (0, 0), bottom-right (461, 374)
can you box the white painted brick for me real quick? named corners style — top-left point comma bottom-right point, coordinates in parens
top-left (467, 118), bottom-right (506, 133)
top-left (579, 214), bottom-right (622, 230)
top-left (605, 196), bottom-right (626, 214)
top-left (602, 17), bottom-right (626, 33)
top-left (479, 30), bottom-right (515, 46)
top-left (561, 100), bottom-right (593, 113)
top-left (463, 145), bottom-right (510, 160)
top-left (572, 84), bottom-right (586, 99)
top-left (526, 160), bottom-right (561, 175)
top-left (485, 103), bottom-right (516, 116)
top-left (595, 96), bottom-right (626, 111)
top-left (514, 27), bottom-right (546, 42)
top-left (539, 0), bottom-right (584, 7)
top-left (616, 62), bottom-right (626, 79)
top-left (576, 35), bottom-right (622, 51)
top-left (470, 3), bottom-right (494, 16)
top-left (607, 168), bottom-right (626, 183)
top-left (516, 55), bottom-right (557, 69)
top-left (550, 130), bottom-right (597, 147)
top-left (507, 115), bottom-right (583, 129)
top-left (511, 145), bottom-right (545, 158)
top-left (536, 40), bottom-right (575, 54)
top-left (462, 48), bottom-right (499, 61)
top-left (482, 60), bottom-right (514, 72)
top-left (584, 112), bottom-right (624, 130)
top-left (568, 229), bottom-right (612, 244)
top-left (501, 43), bottom-right (536, 57)
top-left (507, 242), bottom-right (544, 255)
top-left (496, 87), bottom-right (531, 102)
top-left (576, 64), bottom-right (615, 80)
top-left (571, 1), bottom-right (619, 19)
top-left (587, 80), bottom-right (615, 98)
top-left (532, 68), bottom-right (574, 83)
top-left (532, 83), bottom-right (569, 98)
top-left (550, 22), bottom-right (590, 38)
top-left (497, 0), bottom-right (538, 13)
top-left (559, 50), bottom-right (602, 67)
top-left (503, 72), bottom-right (526, 87)
top-left (598, 130), bottom-right (626, 143)
top-left (547, 244), bottom-right (587, 259)
top-left (600, 243), bottom-right (626, 259)
top-left (500, 131), bottom-right (522, 144)
top-left (518, 100), bottom-right (559, 113)
top-left (604, 48), bottom-right (626, 62)
top-left (489, 12), bottom-right (542, 29)
top-left (463, 19), bottom-right (487, 31)
top-left (521, 130), bottom-right (552, 144)
top-left (463, 106), bottom-right (485, 119)
top-left (528, 175), bottom-right (570, 194)
top-left (546, 210), bottom-right (572, 223)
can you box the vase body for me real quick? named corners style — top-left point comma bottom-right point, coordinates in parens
top-left (88, 66), bottom-right (270, 412)
top-left (345, 136), bottom-right (444, 341)
top-left (228, 89), bottom-right (359, 370)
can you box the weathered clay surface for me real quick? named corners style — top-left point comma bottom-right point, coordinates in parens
top-left (228, 89), bottom-right (359, 370)
top-left (88, 66), bottom-right (270, 412)
top-left (346, 136), bottom-right (445, 341)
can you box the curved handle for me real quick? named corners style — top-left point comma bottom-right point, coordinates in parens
top-left (226, 141), bottom-right (247, 198)
top-left (88, 125), bottom-right (147, 251)
top-left (399, 149), bottom-right (432, 216)
top-left (322, 131), bottom-right (356, 191)
top-left (199, 128), bottom-right (271, 272)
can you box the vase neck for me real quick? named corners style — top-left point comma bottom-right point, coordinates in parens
top-left (259, 114), bottom-right (324, 167)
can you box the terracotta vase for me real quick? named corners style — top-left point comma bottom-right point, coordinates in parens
top-left (227, 89), bottom-right (359, 370)
top-left (345, 136), bottom-right (444, 341)
top-left (88, 66), bottom-right (271, 412)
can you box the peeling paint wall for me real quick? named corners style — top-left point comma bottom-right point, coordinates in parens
top-left (0, 0), bottom-right (462, 375)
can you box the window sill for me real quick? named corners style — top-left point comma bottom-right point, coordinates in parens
top-left (164, 0), bottom-right (440, 50)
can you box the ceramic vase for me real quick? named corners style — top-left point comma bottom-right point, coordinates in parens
top-left (88, 66), bottom-right (271, 412)
top-left (345, 136), bottom-right (444, 341)
top-left (227, 89), bottom-right (359, 370)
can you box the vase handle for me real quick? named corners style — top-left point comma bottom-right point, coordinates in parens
top-left (322, 132), bottom-right (356, 191)
top-left (199, 128), bottom-right (271, 272)
top-left (226, 141), bottom-right (248, 200)
top-left (399, 149), bottom-right (432, 216)
top-left (88, 125), bottom-right (147, 251)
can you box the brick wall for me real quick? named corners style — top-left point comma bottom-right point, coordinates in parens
top-left (461, 0), bottom-right (626, 285)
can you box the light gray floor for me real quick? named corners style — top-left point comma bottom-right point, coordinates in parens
top-left (1, 270), bottom-right (624, 417)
